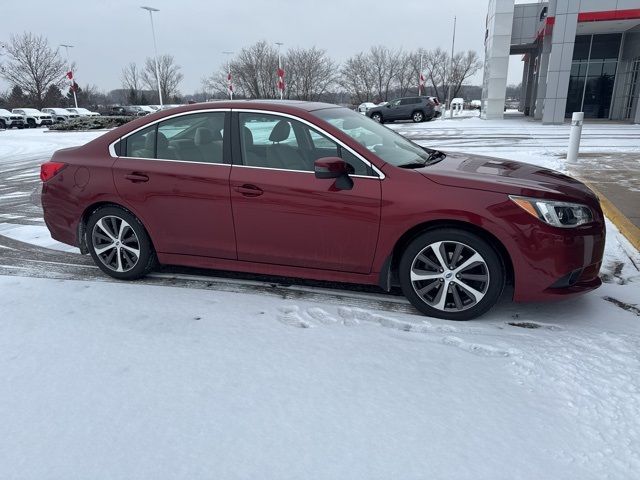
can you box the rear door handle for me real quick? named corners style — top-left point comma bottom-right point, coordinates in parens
top-left (234, 184), bottom-right (263, 197)
top-left (125, 173), bottom-right (149, 183)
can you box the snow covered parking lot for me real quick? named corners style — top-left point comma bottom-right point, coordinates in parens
top-left (1, 122), bottom-right (639, 479)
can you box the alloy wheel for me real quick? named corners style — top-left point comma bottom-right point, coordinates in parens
top-left (91, 215), bottom-right (141, 273)
top-left (410, 241), bottom-right (490, 312)
top-left (413, 112), bottom-right (424, 122)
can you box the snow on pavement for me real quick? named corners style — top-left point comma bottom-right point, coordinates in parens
top-left (1, 119), bottom-right (640, 478)
top-left (1, 274), bottom-right (639, 480)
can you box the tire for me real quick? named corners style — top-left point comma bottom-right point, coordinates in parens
top-left (86, 206), bottom-right (156, 280)
top-left (0, 120), bottom-right (6, 130)
top-left (371, 112), bottom-right (383, 123)
top-left (399, 228), bottom-right (505, 320)
top-left (27, 118), bottom-right (36, 128)
top-left (412, 111), bottom-right (425, 123)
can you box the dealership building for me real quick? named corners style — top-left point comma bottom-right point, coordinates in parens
top-left (482, 0), bottom-right (640, 123)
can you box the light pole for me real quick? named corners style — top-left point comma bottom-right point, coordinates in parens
top-left (60, 44), bottom-right (78, 108)
top-left (276, 42), bottom-right (284, 100)
top-left (419, 52), bottom-right (424, 96)
top-left (223, 51), bottom-right (233, 100)
top-left (0, 42), bottom-right (6, 76)
top-left (141, 6), bottom-right (163, 106)
top-left (446, 16), bottom-right (457, 119)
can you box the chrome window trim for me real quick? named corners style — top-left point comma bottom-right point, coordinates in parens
top-left (107, 107), bottom-right (385, 180)
top-left (111, 155), bottom-right (232, 167)
top-left (108, 108), bottom-right (231, 160)
top-left (234, 108), bottom-right (384, 180)
top-left (231, 163), bottom-right (378, 179)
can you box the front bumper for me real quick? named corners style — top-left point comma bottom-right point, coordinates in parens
top-left (512, 221), bottom-right (605, 303)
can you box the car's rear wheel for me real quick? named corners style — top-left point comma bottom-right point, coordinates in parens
top-left (86, 206), bottom-right (156, 280)
top-left (371, 112), bottom-right (383, 123)
top-left (0, 120), bottom-right (6, 130)
top-left (399, 229), bottom-right (505, 320)
top-left (27, 118), bottom-right (36, 128)
top-left (412, 111), bottom-right (425, 123)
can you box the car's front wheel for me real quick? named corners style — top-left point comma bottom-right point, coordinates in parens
top-left (86, 206), bottom-right (156, 280)
top-left (399, 229), bottom-right (505, 320)
top-left (412, 111), bottom-right (425, 123)
top-left (371, 112), bottom-right (383, 123)
top-left (27, 119), bottom-right (36, 128)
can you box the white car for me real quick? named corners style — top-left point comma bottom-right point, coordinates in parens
top-left (428, 97), bottom-right (442, 117)
top-left (12, 108), bottom-right (53, 128)
top-left (135, 105), bottom-right (156, 114)
top-left (66, 107), bottom-right (100, 117)
top-left (0, 108), bottom-right (26, 129)
top-left (41, 108), bottom-right (80, 123)
top-left (357, 102), bottom-right (377, 114)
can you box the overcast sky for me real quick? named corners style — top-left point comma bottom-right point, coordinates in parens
top-left (2, 0), bottom-right (525, 95)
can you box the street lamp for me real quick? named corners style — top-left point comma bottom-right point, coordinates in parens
top-left (276, 42), bottom-right (284, 100)
top-left (141, 6), bottom-right (163, 107)
top-left (60, 44), bottom-right (78, 108)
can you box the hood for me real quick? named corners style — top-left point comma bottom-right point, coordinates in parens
top-left (418, 152), bottom-right (598, 204)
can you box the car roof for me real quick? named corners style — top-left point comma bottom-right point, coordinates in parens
top-left (179, 100), bottom-right (341, 113)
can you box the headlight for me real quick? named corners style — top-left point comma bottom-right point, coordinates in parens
top-left (509, 195), bottom-right (593, 228)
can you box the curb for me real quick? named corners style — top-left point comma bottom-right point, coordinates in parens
top-left (582, 180), bottom-right (640, 252)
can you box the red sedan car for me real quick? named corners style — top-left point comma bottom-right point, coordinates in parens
top-left (41, 101), bottom-right (605, 320)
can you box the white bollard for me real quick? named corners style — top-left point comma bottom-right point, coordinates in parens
top-left (567, 112), bottom-right (584, 163)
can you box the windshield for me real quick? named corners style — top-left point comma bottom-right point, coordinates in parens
top-left (313, 107), bottom-right (433, 167)
top-left (75, 108), bottom-right (90, 113)
top-left (21, 109), bottom-right (42, 114)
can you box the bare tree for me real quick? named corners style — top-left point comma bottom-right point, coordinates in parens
top-left (449, 50), bottom-right (482, 99)
top-left (121, 62), bottom-right (142, 103)
top-left (369, 46), bottom-right (403, 102)
top-left (285, 47), bottom-right (335, 101)
top-left (141, 54), bottom-right (183, 103)
top-left (422, 48), bottom-right (449, 101)
top-left (395, 50), bottom-right (424, 98)
top-left (1, 33), bottom-right (67, 108)
top-left (339, 52), bottom-right (376, 104)
top-left (234, 41), bottom-right (279, 99)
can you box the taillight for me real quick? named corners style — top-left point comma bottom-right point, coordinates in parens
top-left (40, 162), bottom-right (68, 182)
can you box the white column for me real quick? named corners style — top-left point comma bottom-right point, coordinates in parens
top-left (481, 0), bottom-right (515, 120)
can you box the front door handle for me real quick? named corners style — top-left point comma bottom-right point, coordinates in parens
top-left (234, 184), bottom-right (263, 197)
top-left (125, 173), bottom-right (149, 183)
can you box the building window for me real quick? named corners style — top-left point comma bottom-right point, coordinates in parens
top-left (565, 34), bottom-right (622, 119)
top-left (623, 58), bottom-right (640, 120)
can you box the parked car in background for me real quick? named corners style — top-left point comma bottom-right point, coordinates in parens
top-left (12, 108), bottom-right (53, 128)
top-left (136, 105), bottom-right (156, 115)
top-left (366, 96), bottom-right (436, 123)
top-left (42, 108), bottom-right (80, 123)
top-left (470, 100), bottom-right (482, 110)
top-left (0, 108), bottom-right (26, 129)
top-left (111, 106), bottom-right (147, 117)
top-left (428, 97), bottom-right (442, 117)
top-left (40, 100), bottom-right (605, 320)
top-left (357, 102), bottom-right (377, 114)
top-left (67, 107), bottom-right (100, 117)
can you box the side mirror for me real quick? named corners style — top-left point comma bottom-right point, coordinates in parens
top-left (314, 157), bottom-right (353, 190)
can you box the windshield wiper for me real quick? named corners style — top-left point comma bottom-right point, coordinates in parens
top-left (424, 149), bottom-right (446, 165)
top-left (398, 162), bottom-right (427, 169)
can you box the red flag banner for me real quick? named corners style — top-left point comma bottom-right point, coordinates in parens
top-left (227, 72), bottom-right (233, 92)
top-left (277, 68), bottom-right (285, 91)
top-left (66, 71), bottom-right (73, 80)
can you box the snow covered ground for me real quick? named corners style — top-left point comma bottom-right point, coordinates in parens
top-left (1, 122), bottom-right (639, 479)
